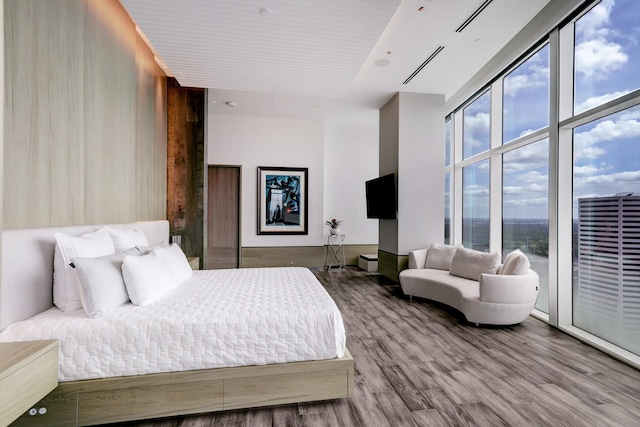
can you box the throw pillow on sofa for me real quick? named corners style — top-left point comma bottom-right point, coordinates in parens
top-left (424, 243), bottom-right (459, 270)
top-left (497, 249), bottom-right (531, 275)
top-left (449, 247), bottom-right (500, 281)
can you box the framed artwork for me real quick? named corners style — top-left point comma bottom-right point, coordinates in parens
top-left (257, 166), bottom-right (308, 235)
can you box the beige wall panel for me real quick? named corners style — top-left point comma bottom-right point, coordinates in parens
top-left (343, 244), bottom-right (378, 266)
top-left (82, 0), bottom-right (136, 224)
top-left (242, 246), bottom-right (325, 268)
top-left (135, 37), bottom-right (167, 222)
top-left (3, 0), bottom-right (166, 229)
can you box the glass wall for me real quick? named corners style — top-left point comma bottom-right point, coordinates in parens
top-left (463, 91), bottom-right (491, 159)
top-left (445, 0), bottom-right (640, 363)
top-left (503, 44), bottom-right (550, 142)
top-left (572, 106), bottom-right (640, 355)
top-left (503, 139), bottom-right (549, 312)
top-left (462, 160), bottom-right (490, 251)
top-left (574, 0), bottom-right (640, 114)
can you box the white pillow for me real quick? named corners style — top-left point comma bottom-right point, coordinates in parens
top-left (136, 241), bottom-right (169, 255)
top-left (53, 228), bottom-right (116, 311)
top-left (122, 252), bottom-right (176, 306)
top-left (449, 247), bottom-right (500, 281)
top-left (153, 243), bottom-right (193, 285)
top-left (424, 243), bottom-right (459, 270)
top-left (498, 249), bottom-right (531, 275)
top-left (106, 226), bottom-right (149, 252)
top-left (71, 251), bottom-right (137, 318)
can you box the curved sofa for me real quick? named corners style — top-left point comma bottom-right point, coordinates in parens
top-left (399, 245), bottom-right (539, 326)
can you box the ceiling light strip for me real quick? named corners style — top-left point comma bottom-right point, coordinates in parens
top-left (455, 0), bottom-right (493, 33)
top-left (402, 46), bottom-right (445, 85)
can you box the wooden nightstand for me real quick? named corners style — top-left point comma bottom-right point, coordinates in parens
top-left (187, 256), bottom-right (200, 270)
top-left (0, 340), bottom-right (58, 426)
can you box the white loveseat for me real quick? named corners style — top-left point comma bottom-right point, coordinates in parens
top-left (399, 244), bottom-right (539, 325)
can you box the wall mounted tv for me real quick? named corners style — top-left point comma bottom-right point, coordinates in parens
top-left (365, 173), bottom-right (397, 219)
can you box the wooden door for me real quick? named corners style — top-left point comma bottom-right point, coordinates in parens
top-left (207, 166), bottom-right (240, 269)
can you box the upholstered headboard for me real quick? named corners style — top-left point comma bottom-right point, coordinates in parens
top-left (0, 220), bottom-right (169, 330)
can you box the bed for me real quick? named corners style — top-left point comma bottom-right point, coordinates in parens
top-left (0, 220), bottom-right (353, 426)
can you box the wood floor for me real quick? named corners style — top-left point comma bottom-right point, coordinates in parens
top-left (114, 267), bottom-right (640, 427)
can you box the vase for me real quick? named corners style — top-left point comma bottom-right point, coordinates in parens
top-left (330, 228), bottom-right (340, 235)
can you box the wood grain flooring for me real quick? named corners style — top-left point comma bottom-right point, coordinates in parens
top-left (110, 267), bottom-right (640, 427)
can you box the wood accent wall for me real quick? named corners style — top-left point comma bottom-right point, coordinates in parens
top-left (377, 250), bottom-right (408, 284)
top-left (241, 244), bottom-right (378, 268)
top-left (167, 79), bottom-right (206, 263)
top-left (3, 0), bottom-right (167, 229)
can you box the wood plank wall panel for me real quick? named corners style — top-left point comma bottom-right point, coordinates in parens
top-left (241, 245), bottom-right (378, 268)
top-left (3, 0), bottom-right (167, 229)
top-left (166, 79), bottom-right (205, 261)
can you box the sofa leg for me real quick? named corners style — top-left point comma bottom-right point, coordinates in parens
top-left (474, 322), bottom-right (480, 327)
top-left (409, 295), bottom-right (413, 302)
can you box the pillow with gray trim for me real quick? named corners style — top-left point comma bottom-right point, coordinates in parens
top-left (424, 243), bottom-right (459, 270)
top-left (497, 249), bottom-right (531, 275)
top-left (449, 247), bottom-right (500, 281)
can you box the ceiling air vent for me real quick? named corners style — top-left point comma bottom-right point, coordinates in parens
top-left (455, 0), bottom-right (493, 33)
top-left (403, 46), bottom-right (445, 85)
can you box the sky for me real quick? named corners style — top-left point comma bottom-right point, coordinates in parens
top-left (457, 0), bottom-right (640, 220)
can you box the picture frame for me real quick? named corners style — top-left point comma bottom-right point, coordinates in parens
top-left (257, 166), bottom-right (308, 235)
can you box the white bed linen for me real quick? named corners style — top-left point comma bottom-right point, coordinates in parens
top-left (0, 267), bottom-right (346, 382)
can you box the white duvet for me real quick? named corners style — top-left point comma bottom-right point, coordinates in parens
top-left (0, 267), bottom-right (346, 382)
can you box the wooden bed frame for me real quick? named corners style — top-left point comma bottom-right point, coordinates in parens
top-left (1, 221), bottom-right (354, 426)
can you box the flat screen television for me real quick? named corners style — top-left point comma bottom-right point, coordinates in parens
top-left (365, 173), bottom-right (397, 219)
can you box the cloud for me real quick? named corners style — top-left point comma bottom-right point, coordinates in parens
top-left (463, 112), bottom-right (490, 149)
top-left (574, 114), bottom-right (640, 161)
top-left (575, 40), bottom-right (628, 80)
top-left (575, 90), bottom-right (630, 113)
top-left (503, 47), bottom-right (549, 97)
top-left (503, 197), bottom-right (548, 208)
top-left (574, 164), bottom-right (609, 175)
top-left (576, 0), bottom-right (614, 36)
top-left (464, 184), bottom-right (489, 197)
top-left (502, 140), bottom-right (549, 173)
top-left (574, 0), bottom-right (628, 81)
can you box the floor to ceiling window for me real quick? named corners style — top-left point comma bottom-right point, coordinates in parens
top-left (461, 92), bottom-right (491, 251)
top-left (503, 139), bottom-right (549, 313)
top-left (445, 0), bottom-right (640, 366)
top-left (572, 106), bottom-right (640, 355)
top-left (444, 118), bottom-right (452, 245)
top-left (501, 44), bottom-right (550, 313)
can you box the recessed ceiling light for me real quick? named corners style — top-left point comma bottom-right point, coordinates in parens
top-left (375, 59), bottom-right (390, 67)
top-left (259, 7), bottom-right (271, 15)
top-left (226, 101), bottom-right (236, 107)
top-left (418, 6), bottom-right (424, 11)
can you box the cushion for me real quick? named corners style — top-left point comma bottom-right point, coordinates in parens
top-left (497, 249), bottom-right (531, 275)
top-left (106, 226), bottom-right (149, 252)
top-left (135, 241), bottom-right (170, 255)
top-left (153, 243), bottom-right (193, 285)
top-left (449, 247), bottom-right (500, 281)
top-left (71, 250), bottom-right (138, 318)
top-left (122, 252), bottom-right (176, 306)
top-left (424, 243), bottom-right (459, 270)
top-left (53, 228), bottom-right (116, 311)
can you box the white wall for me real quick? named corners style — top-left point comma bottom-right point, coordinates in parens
top-left (397, 93), bottom-right (444, 254)
top-left (323, 123), bottom-right (379, 244)
top-left (208, 113), bottom-right (324, 247)
top-left (379, 92), bottom-right (445, 256)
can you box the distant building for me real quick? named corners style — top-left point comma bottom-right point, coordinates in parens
top-left (575, 194), bottom-right (640, 351)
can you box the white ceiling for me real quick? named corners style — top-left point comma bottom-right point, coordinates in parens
top-left (120, 0), bottom-right (551, 124)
